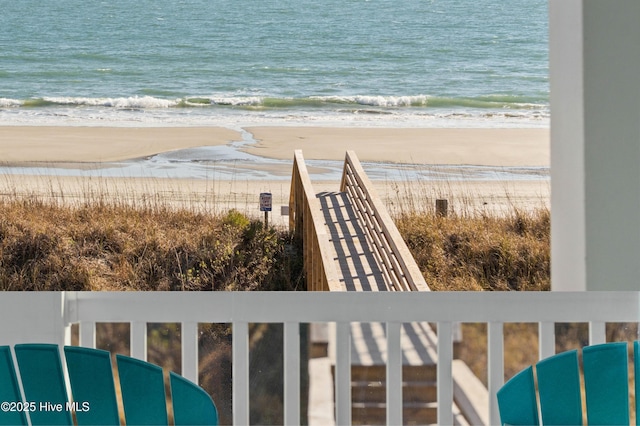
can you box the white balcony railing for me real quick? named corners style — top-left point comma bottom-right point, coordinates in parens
top-left (1, 291), bottom-right (639, 425)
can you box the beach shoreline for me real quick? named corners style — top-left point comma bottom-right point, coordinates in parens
top-left (0, 125), bottom-right (550, 222)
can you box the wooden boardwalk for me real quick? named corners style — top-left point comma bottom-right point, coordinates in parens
top-left (318, 191), bottom-right (388, 291)
top-left (290, 150), bottom-right (466, 424)
top-left (290, 150), bottom-right (429, 292)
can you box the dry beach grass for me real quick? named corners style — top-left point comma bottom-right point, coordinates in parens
top-left (0, 197), bottom-right (301, 291)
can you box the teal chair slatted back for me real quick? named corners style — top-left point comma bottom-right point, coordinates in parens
top-left (64, 346), bottom-right (120, 425)
top-left (0, 346), bottom-right (27, 426)
top-left (13, 344), bottom-right (73, 425)
top-left (582, 342), bottom-right (629, 425)
top-left (496, 366), bottom-right (538, 426)
top-left (535, 349), bottom-right (582, 425)
top-left (116, 354), bottom-right (169, 425)
top-left (498, 341), bottom-right (637, 426)
top-left (170, 371), bottom-right (219, 425)
top-left (0, 344), bottom-right (218, 426)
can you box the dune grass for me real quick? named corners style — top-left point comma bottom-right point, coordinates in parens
top-left (0, 198), bottom-right (302, 291)
top-left (385, 174), bottom-right (551, 291)
top-left (396, 207), bottom-right (550, 291)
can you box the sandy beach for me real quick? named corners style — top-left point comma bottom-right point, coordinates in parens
top-left (0, 127), bottom-right (241, 163)
top-left (0, 126), bottom-right (548, 165)
top-left (245, 127), bottom-right (549, 167)
top-left (0, 126), bottom-right (550, 223)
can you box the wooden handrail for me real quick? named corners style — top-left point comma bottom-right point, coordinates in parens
top-left (340, 151), bottom-right (430, 291)
top-left (290, 150), bottom-right (343, 291)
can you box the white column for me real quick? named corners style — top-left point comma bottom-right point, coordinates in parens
top-left (550, 0), bottom-right (640, 290)
top-left (549, 0), bottom-right (586, 291)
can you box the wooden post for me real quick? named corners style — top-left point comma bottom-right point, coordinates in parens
top-left (436, 199), bottom-right (448, 217)
top-left (264, 211), bottom-right (268, 228)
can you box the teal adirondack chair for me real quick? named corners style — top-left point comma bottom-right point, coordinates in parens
top-left (0, 344), bottom-right (218, 425)
top-left (497, 341), bottom-right (639, 426)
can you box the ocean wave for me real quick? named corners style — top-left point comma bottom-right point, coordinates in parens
top-left (49, 96), bottom-right (176, 108)
top-left (0, 105), bottom-right (549, 128)
top-left (2, 94), bottom-right (549, 114)
top-left (208, 97), bottom-right (264, 106)
top-left (425, 95), bottom-right (547, 110)
top-left (313, 95), bottom-right (429, 107)
top-left (12, 96), bottom-right (178, 109)
top-left (0, 98), bottom-right (22, 107)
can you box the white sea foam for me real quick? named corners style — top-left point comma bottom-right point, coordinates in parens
top-left (352, 95), bottom-right (429, 107)
top-left (208, 97), bottom-right (263, 106)
top-left (312, 95), bottom-right (429, 107)
top-left (41, 96), bottom-right (179, 109)
top-left (0, 103), bottom-right (549, 129)
top-left (0, 98), bottom-right (22, 107)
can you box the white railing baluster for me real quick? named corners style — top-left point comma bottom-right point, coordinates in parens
top-left (335, 322), bottom-right (352, 425)
top-left (488, 322), bottom-right (504, 426)
top-left (181, 321), bottom-right (198, 383)
top-left (284, 322), bottom-right (300, 425)
top-left (386, 321), bottom-right (402, 425)
top-left (79, 321), bottom-right (96, 348)
top-left (437, 321), bottom-right (454, 426)
top-left (233, 321), bottom-right (250, 426)
top-left (131, 321), bottom-right (147, 361)
top-left (589, 321), bottom-right (606, 345)
top-left (539, 321), bottom-right (555, 360)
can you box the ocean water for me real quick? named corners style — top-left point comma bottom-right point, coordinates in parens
top-left (0, 0), bottom-right (548, 128)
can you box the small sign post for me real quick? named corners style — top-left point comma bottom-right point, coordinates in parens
top-left (259, 192), bottom-right (272, 227)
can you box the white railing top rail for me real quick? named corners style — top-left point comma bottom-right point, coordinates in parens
top-left (340, 150), bottom-right (430, 291)
top-left (62, 291), bottom-right (640, 323)
top-left (3, 291), bottom-right (640, 425)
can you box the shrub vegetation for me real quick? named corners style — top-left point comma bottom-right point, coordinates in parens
top-left (0, 200), bottom-right (301, 291)
top-left (395, 208), bottom-right (550, 291)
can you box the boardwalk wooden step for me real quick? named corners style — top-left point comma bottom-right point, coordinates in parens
top-left (351, 402), bottom-right (438, 425)
top-left (331, 364), bottom-right (439, 424)
top-left (348, 364), bottom-right (437, 382)
top-left (352, 381), bottom-right (437, 404)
